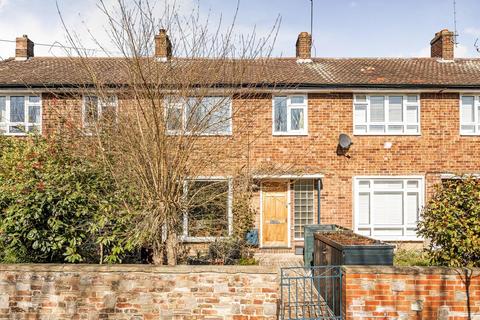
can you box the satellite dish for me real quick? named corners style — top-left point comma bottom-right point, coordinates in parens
top-left (339, 134), bottom-right (353, 149)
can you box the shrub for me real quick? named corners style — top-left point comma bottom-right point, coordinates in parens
top-left (393, 248), bottom-right (431, 266)
top-left (417, 177), bottom-right (480, 267)
top-left (0, 137), bottom-right (134, 263)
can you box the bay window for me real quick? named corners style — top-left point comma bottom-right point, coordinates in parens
top-left (273, 95), bottom-right (308, 135)
top-left (460, 95), bottom-right (480, 135)
top-left (165, 96), bottom-right (232, 135)
top-left (354, 94), bottom-right (420, 135)
top-left (354, 176), bottom-right (424, 240)
top-left (0, 95), bottom-right (41, 135)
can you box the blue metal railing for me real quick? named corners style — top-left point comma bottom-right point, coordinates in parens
top-left (280, 266), bottom-right (342, 320)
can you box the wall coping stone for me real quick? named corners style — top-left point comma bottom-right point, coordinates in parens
top-left (342, 265), bottom-right (480, 276)
top-left (0, 263), bottom-right (278, 274)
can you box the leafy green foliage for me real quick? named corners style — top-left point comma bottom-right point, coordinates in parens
top-left (393, 248), bottom-right (431, 266)
top-left (0, 137), bottom-right (134, 263)
top-left (417, 177), bottom-right (480, 267)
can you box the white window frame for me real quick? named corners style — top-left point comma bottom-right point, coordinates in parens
top-left (459, 95), bottom-right (480, 135)
top-left (353, 176), bottom-right (425, 241)
top-left (181, 176), bottom-right (233, 242)
top-left (165, 96), bottom-right (233, 136)
top-left (353, 94), bottom-right (421, 136)
top-left (81, 95), bottom-right (118, 129)
top-left (0, 94), bottom-right (42, 136)
top-left (272, 95), bottom-right (308, 136)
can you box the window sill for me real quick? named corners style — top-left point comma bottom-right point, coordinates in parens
top-left (353, 133), bottom-right (421, 136)
top-left (180, 236), bottom-right (229, 243)
top-left (272, 132), bottom-right (308, 136)
top-left (460, 133), bottom-right (480, 136)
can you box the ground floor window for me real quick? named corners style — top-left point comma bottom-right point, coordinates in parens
top-left (294, 180), bottom-right (315, 239)
top-left (183, 178), bottom-right (232, 241)
top-left (354, 176), bottom-right (424, 240)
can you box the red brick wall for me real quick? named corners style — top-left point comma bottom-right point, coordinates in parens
top-left (343, 266), bottom-right (480, 320)
top-left (0, 264), bottom-right (278, 319)
top-left (39, 92), bottom-right (480, 244)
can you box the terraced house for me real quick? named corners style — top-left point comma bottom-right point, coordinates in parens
top-left (0, 28), bottom-right (479, 253)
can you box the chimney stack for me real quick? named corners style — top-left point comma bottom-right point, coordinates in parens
top-left (296, 32), bottom-right (312, 61)
top-left (430, 29), bottom-right (455, 60)
top-left (15, 35), bottom-right (34, 61)
top-left (155, 29), bottom-right (172, 61)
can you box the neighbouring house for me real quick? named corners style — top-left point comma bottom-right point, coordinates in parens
top-left (0, 29), bottom-right (479, 253)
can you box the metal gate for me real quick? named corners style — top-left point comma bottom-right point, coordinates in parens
top-left (280, 266), bottom-right (342, 320)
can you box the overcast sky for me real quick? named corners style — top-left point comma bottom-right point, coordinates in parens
top-left (1, 0), bottom-right (479, 59)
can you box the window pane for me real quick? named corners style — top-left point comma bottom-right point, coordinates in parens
top-left (358, 193), bottom-right (370, 225)
top-left (373, 192), bottom-right (403, 225)
top-left (406, 125), bottom-right (419, 133)
top-left (374, 180), bottom-right (403, 189)
top-left (274, 97), bottom-right (287, 132)
top-left (370, 96), bottom-right (385, 122)
top-left (185, 98), bottom-right (205, 132)
top-left (355, 125), bottom-right (367, 133)
top-left (9, 125), bottom-right (25, 133)
top-left (166, 106), bottom-right (182, 131)
top-left (28, 96), bottom-right (40, 103)
top-left (290, 96), bottom-right (305, 104)
top-left (358, 181), bottom-right (370, 189)
top-left (355, 95), bottom-right (367, 103)
top-left (355, 105), bottom-right (367, 123)
top-left (204, 97), bottom-right (231, 134)
top-left (28, 105), bottom-right (41, 124)
top-left (388, 125), bottom-right (404, 133)
top-left (369, 125), bottom-right (385, 133)
top-left (461, 125), bottom-right (475, 133)
top-left (294, 180), bottom-right (314, 238)
top-left (10, 96), bottom-right (25, 122)
top-left (187, 180), bottom-right (229, 237)
top-left (0, 96), bottom-right (5, 122)
top-left (388, 96), bottom-right (403, 122)
top-left (406, 95), bottom-right (418, 103)
top-left (290, 108), bottom-right (304, 131)
top-left (406, 192), bottom-right (419, 224)
top-left (84, 96), bottom-right (99, 124)
top-left (461, 96), bottom-right (475, 123)
top-left (406, 106), bottom-right (418, 123)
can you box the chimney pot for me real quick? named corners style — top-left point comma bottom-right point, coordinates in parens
top-left (155, 29), bottom-right (172, 61)
top-left (296, 32), bottom-right (312, 61)
top-left (15, 35), bottom-right (34, 60)
top-left (430, 29), bottom-right (455, 60)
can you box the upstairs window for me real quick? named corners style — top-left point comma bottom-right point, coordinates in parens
top-left (354, 95), bottom-right (420, 135)
top-left (460, 95), bottom-right (480, 135)
top-left (0, 95), bottom-right (41, 135)
top-left (82, 95), bottom-right (117, 129)
top-left (273, 95), bottom-right (308, 135)
top-left (165, 97), bottom-right (232, 135)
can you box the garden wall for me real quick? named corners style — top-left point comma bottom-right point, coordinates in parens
top-left (0, 264), bottom-right (278, 320)
top-left (343, 266), bottom-right (480, 320)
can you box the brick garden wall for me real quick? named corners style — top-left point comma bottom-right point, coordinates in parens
top-left (343, 266), bottom-right (480, 320)
top-left (0, 264), bottom-right (278, 320)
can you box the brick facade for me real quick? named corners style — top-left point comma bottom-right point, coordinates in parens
top-left (36, 91), bottom-right (480, 250)
top-left (343, 266), bottom-right (480, 320)
top-left (0, 264), bottom-right (278, 319)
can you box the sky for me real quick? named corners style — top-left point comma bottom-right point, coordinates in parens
top-left (0, 0), bottom-right (480, 59)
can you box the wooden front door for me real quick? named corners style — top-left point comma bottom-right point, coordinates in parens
top-left (262, 182), bottom-right (289, 247)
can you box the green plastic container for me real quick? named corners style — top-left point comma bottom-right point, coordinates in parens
top-left (303, 224), bottom-right (347, 266)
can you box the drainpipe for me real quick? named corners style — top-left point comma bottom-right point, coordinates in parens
top-left (317, 179), bottom-right (322, 224)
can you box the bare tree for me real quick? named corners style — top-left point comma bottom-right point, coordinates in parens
top-left (49, 0), bottom-right (299, 265)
